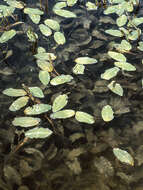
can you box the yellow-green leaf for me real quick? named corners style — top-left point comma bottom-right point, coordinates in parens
top-left (24, 104), bottom-right (51, 115)
top-left (50, 109), bottom-right (75, 119)
top-left (101, 105), bottom-right (114, 122)
top-left (54, 31), bottom-right (66, 45)
top-left (9, 96), bottom-right (29, 111)
top-left (108, 51), bottom-right (126, 62)
top-left (2, 88), bottom-right (27, 97)
top-left (75, 57), bottom-right (97, 64)
top-left (75, 111), bottom-right (95, 124)
top-left (0, 30), bottom-right (16, 43)
top-left (29, 87), bottom-right (44, 98)
top-left (108, 81), bottom-right (123, 96)
top-left (101, 67), bottom-right (120, 80)
top-left (39, 70), bottom-right (50, 85)
top-left (50, 75), bottom-right (73, 86)
top-left (54, 9), bottom-right (76, 18)
top-left (12, 117), bottom-right (41, 127)
top-left (44, 19), bottom-right (60, 31)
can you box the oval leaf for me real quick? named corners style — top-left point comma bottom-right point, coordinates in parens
top-left (105, 29), bottom-right (123, 37)
top-left (39, 70), bottom-right (50, 85)
top-left (101, 67), bottom-right (120, 80)
top-left (52, 94), bottom-right (68, 112)
top-left (50, 109), bottom-right (75, 119)
top-left (75, 57), bottom-right (97, 65)
top-left (114, 62), bottom-right (136, 71)
top-left (2, 88), bottom-right (27, 97)
top-left (75, 111), bottom-right (95, 124)
top-left (108, 51), bottom-right (126, 62)
top-left (29, 87), bottom-right (44, 98)
top-left (12, 117), bottom-right (41, 127)
top-left (72, 64), bottom-right (85, 74)
top-left (54, 31), bottom-right (66, 45)
top-left (9, 96), bottom-right (29, 111)
top-left (39, 24), bottom-right (52, 37)
top-left (0, 30), bottom-right (16, 43)
top-left (108, 81), bottom-right (123, 96)
top-left (54, 9), bottom-right (76, 18)
top-left (116, 14), bottom-right (127, 27)
top-left (24, 104), bottom-right (51, 115)
top-left (50, 74), bottom-right (73, 86)
top-left (24, 8), bottom-right (44, 15)
top-left (25, 127), bottom-right (53, 139)
top-left (113, 148), bottom-right (134, 166)
top-left (101, 105), bottom-right (114, 122)
top-left (44, 19), bottom-right (60, 31)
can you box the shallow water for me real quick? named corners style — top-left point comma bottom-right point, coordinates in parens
top-left (0, 1), bottom-right (143, 190)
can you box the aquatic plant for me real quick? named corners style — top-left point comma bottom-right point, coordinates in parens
top-left (0, 0), bottom-right (142, 162)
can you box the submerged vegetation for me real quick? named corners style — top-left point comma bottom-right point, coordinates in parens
top-left (0, 0), bottom-right (143, 188)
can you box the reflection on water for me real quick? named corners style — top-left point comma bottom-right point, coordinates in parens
top-left (0, 1), bottom-right (143, 190)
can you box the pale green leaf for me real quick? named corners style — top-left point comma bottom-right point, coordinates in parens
top-left (37, 47), bottom-right (46, 53)
top-left (52, 94), bottom-right (68, 112)
top-left (113, 148), bottom-right (134, 166)
top-left (108, 81), bottom-right (123, 96)
top-left (114, 62), bottom-right (136, 71)
top-left (117, 40), bottom-right (132, 51)
top-left (116, 14), bottom-right (127, 27)
top-left (75, 111), bottom-right (95, 124)
top-left (34, 52), bottom-right (56, 61)
top-left (25, 127), bottom-right (53, 139)
top-left (24, 104), bottom-right (51, 115)
top-left (12, 117), bottom-right (41, 127)
top-left (131, 17), bottom-right (143, 26)
top-left (39, 24), bottom-right (52, 37)
top-left (9, 96), bottom-right (29, 111)
top-left (0, 30), bottom-right (16, 43)
top-left (53, 2), bottom-right (67, 10)
top-left (127, 29), bottom-right (141, 41)
top-left (137, 41), bottom-right (143, 51)
top-left (44, 19), bottom-right (60, 31)
top-left (50, 109), bottom-right (75, 119)
top-left (6, 0), bottom-right (24, 9)
top-left (54, 31), bottom-right (66, 45)
top-left (67, 0), bottom-right (78, 6)
top-left (29, 14), bottom-right (41, 24)
top-left (50, 74), bottom-right (73, 85)
top-left (24, 8), bottom-right (44, 15)
top-left (108, 51), bottom-right (126, 62)
top-left (105, 29), bottom-right (123, 37)
top-left (2, 88), bottom-right (27, 97)
top-left (37, 60), bottom-right (53, 72)
top-left (101, 105), bottom-right (114, 122)
top-left (101, 67), bottom-right (120, 80)
top-left (86, 2), bottom-right (97, 10)
top-left (39, 70), bottom-right (50, 85)
top-left (72, 64), bottom-right (85, 74)
top-left (75, 57), bottom-right (97, 65)
top-left (29, 87), bottom-right (44, 98)
top-left (54, 9), bottom-right (76, 18)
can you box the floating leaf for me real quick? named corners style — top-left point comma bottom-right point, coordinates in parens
top-left (127, 29), bottom-right (140, 41)
top-left (101, 105), bottom-right (114, 122)
top-left (0, 30), bottom-right (16, 43)
top-left (53, 2), bottom-right (67, 10)
top-left (137, 41), bottom-right (143, 51)
top-left (25, 127), bottom-right (53, 139)
top-left (105, 29), bottom-right (123, 37)
top-left (6, 0), bottom-right (24, 9)
top-left (52, 94), bottom-right (68, 112)
top-left (114, 62), bottom-right (136, 71)
top-left (50, 109), bottom-right (75, 119)
top-left (67, 0), bottom-right (78, 6)
top-left (44, 19), bottom-right (60, 31)
top-left (117, 40), bottom-right (132, 52)
top-left (39, 70), bottom-right (50, 85)
top-left (50, 74), bottom-right (73, 85)
top-left (113, 148), bottom-right (134, 166)
top-left (27, 29), bottom-right (38, 42)
top-left (29, 87), bottom-right (44, 98)
top-left (2, 88), bottom-right (27, 97)
top-left (72, 64), bottom-right (85, 74)
top-left (75, 57), bottom-right (97, 65)
top-left (108, 51), bottom-right (126, 62)
top-left (131, 17), bottom-right (143, 26)
top-left (39, 24), bottom-right (52, 37)
top-left (37, 47), bottom-right (46, 53)
top-left (9, 96), bottom-right (29, 111)
top-left (86, 2), bottom-right (98, 10)
top-left (0, 5), bottom-right (15, 17)
top-left (12, 117), bottom-right (41, 127)
top-left (54, 31), bottom-right (66, 45)
top-left (116, 14), bottom-right (127, 27)
top-left (29, 14), bottom-right (41, 24)
top-left (104, 5), bottom-right (118, 15)
top-left (54, 9), bottom-right (76, 18)
top-left (24, 8), bottom-right (44, 15)
top-left (24, 104), bottom-right (51, 115)
top-left (75, 111), bottom-right (95, 124)
top-left (34, 52), bottom-right (56, 61)
top-left (108, 81), bottom-right (123, 96)
top-left (101, 67), bottom-right (120, 80)
top-left (37, 60), bottom-right (53, 72)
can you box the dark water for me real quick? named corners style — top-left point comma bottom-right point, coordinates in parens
top-left (0, 1), bottom-right (143, 190)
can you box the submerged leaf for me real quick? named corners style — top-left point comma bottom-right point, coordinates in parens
top-left (24, 104), bottom-right (51, 115)
top-left (52, 94), bottom-right (68, 112)
top-left (25, 127), bottom-right (53, 139)
top-left (75, 111), bottom-right (95, 124)
top-left (101, 105), bottom-right (114, 122)
top-left (50, 74), bottom-right (73, 85)
top-left (9, 96), bottom-right (29, 111)
top-left (113, 148), bottom-right (134, 166)
top-left (50, 109), bottom-right (75, 119)
top-left (3, 88), bottom-right (27, 97)
top-left (12, 117), bottom-right (41, 127)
